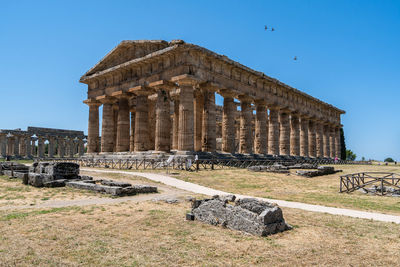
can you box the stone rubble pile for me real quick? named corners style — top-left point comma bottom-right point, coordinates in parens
top-left (0, 162), bottom-right (30, 179)
top-left (296, 166), bottom-right (341, 177)
top-left (358, 185), bottom-right (400, 197)
top-left (2, 161), bottom-right (158, 197)
top-left (248, 164), bottom-right (290, 173)
top-left (187, 195), bottom-right (291, 236)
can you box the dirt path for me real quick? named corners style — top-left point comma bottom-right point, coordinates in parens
top-left (81, 168), bottom-right (400, 224)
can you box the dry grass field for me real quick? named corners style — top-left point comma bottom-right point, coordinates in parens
top-left (1, 165), bottom-right (400, 266)
top-left (167, 164), bottom-right (400, 215)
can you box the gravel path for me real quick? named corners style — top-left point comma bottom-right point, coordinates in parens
top-left (82, 168), bottom-right (400, 224)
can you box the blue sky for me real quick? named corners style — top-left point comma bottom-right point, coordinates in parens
top-left (1, 0), bottom-right (399, 160)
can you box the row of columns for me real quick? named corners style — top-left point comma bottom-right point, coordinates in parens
top-left (86, 77), bottom-right (342, 158)
top-left (0, 133), bottom-right (85, 158)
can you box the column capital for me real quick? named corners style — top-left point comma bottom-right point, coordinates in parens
top-left (171, 74), bottom-right (202, 86)
top-left (83, 98), bottom-right (101, 107)
top-left (111, 90), bottom-right (132, 99)
top-left (199, 81), bottom-right (220, 92)
top-left (238, 95), bottom-right (253, 103)
top-left (149, 80), bottom-right (177, 90)
top-left (254, 99), bottom-right (267, 106)
top-left (95, 95), bottom-right (117, 104)
top-left (218, 89), bottom-right (236, 98)
top-left (128, 85), bottom-right (154, 96)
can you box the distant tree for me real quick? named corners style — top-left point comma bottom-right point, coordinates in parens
top-left (361, 156), bottom-right (365, 161)
top-left (340, 128), bottom-right (346, 160)
top-left (384, 157), bottom-right (394, 163)
top-left (346, 149), bottom-right (356, 161)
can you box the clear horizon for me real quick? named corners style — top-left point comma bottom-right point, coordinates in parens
top-left (1, 0), bottom-right (399, 161)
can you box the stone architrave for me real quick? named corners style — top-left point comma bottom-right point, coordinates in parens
top-left (83, 99), bottom-right (101, 153)
top-left (300, 116), bottom-right (309, 157)
top-left (268, 107), bottom-right (280, 155)
top-left (111, 91), bottom-right (131, 152)
top-left (290, 113), bottom-right (300, 156)
top-left (308, 120), bottom-right (317, 158)
top-left (254, 100), bottom-right (267, 154)
top-left (201, 84), bottom-right (217, 152)
top-left (239, 96), bottom-right (253, 154)
top-left (323, 124), bottom-right (330, 158)
top-left (96, 95), bottom-right (116, 153)
top-left (221, 91), bottom-right (236, 154)
top-left (279, 109), bottom-right (290, 156)
top-left (194, 91), bottom-right (204, 152)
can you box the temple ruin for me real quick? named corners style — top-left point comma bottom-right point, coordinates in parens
top-left (80, 40), bottom-right (345, 159)
top-left (0, 127), bottom-right (86, 158)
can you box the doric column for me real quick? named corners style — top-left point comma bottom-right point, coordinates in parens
top-left (268, 107), bottom-right (280, 155)
top-left (132, 91), bottom-right (151, 151)
top-left (38, 136), bottom-right (44, 158)
top-left (0, 134), bottom-right (6, 157)
top-left (193, 90), bottom-right (204, 152)
top-left (25, 136), bottom-right (31, 158)
top-left (113, 104), bottom-right (118, 152)
top-left (48, 137), bottom-right (55, 158)
top-left (254, 100), bottom-right (267, 154)
top-left (84, 99), bottom-right (101, 153)
top-left (129, 107), bottom-right (135, 152)
top-left (69, 138), bottom-right (75, 157)
top-left (172, 98), bottom-right (179, 150)
top-left (239, 96), bottom-right (253, 154)
top-left (154, 89), bottom-right (171, 152)
top-left (111, 91), bottom-right (131, 152)
top-left (290, 113), bottom-right (300, 156)
top-left (170, 75), bottom-right (198, 152)
top-left (78, 139), bottom-right (85, 156)
top-left (221, 91), bottom-right (236, 154)
top-left (329, 125), bottom-right (335, 158)
top-left (14, 136), bottom-right (20, 156)
top-left (279, 109), bottom-right (290, 156)
top-left (300, 116), bottom-right (309, 157)
top-left (31, 138), bottom-right (36, 157)
top-left (147, 98), bottom-right (156, 150)
top-left (308, 119), bottom-right (317, 157)
top-left (96, 95), bottom-right (116, 152)
top-left (335, 127), bottom-right (341, 159)
top-left (58, 137), bottom-right (65, 158)
top-left (316, 121), bottom-right (324, 157)
top-left (19, 136), bottom-right (26, 157)
top-left (201, 85), bottom-right (217, 152)
top-left (323, 123), bottom-right (330, 158)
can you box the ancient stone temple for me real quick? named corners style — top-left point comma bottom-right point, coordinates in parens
top-left (81, 40), bottom-right (344, 159)
top-left (0, 127), bottom-right (85, 159)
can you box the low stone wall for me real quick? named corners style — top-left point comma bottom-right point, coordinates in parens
top-left (187, 195), bottom-right (291, 236)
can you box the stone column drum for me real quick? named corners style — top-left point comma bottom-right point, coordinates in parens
top-left (201, 89), bottom-right (216, 152)
top-left (268, 107), bottom-right (280, 155)
top-left (239, 97), bottom-right (253, 154)
top-left (114, 94), bottom-right (131, 152)
top-left (254, 101), bottom-right (267, 154)
top-left (221, 94), bottom-right (236, 154)
top-left (134, 93), bottom-right (151, 151)
top-left (84, 99), bottom-right (101, 153)
top-left (279, 110), bottom-right (290, 156)
top-left (308, 120), bottom-right (317, 157)
top-left (290, 114), bottom-right (300, 156)
top-left (316, 121), bottom-right (324, 158)
top-left (155, 89), bottom-right (171, 152)
top-left (99, 97), bottom-right (116, 152)
top-left (323, 124), bottom-right (330, 158)
top-left (194, 91), bottom-right (204, 152)
top-left (300, 116), bottom-right (309, 157)
top-left (178, 84), bottom-right (195, 151)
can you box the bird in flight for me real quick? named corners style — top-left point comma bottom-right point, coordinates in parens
top-left (293, 56), bottom-right (298, 61)
top-left (264, 25), bottom-right (275, 31)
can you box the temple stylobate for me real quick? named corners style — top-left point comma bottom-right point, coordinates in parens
top-left (80, 40), bottom-right (345, 159)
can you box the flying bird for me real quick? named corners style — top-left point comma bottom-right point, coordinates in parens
top-left (264, 25), bottom-right (268, 30)
top-left (293, 56), bottom-right (298, 61)
top-left (271, 27), bottom-right (275, 32)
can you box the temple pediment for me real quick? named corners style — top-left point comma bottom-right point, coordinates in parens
top-left (83, 40), bottom-right (170, 77)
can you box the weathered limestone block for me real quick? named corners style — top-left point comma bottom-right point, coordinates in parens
top-left (296, 166), bottom-right (340, 177)
top-left (190, 196), bottom-right (291, 236)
